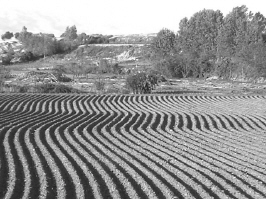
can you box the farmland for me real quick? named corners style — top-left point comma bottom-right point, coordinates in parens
top-left (0, 93), bottom-right (266, 199)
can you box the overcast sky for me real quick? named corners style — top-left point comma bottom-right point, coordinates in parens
top-left (1, 0), bottom-right (266, 36)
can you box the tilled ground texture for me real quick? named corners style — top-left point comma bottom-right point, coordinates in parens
top-left (0, 94), bottom-right (266, 199)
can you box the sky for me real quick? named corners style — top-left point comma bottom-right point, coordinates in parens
top-left (1, 0), bottom-right (266, 37)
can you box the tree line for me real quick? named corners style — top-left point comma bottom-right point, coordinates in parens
top-left (150, 5), bottom-right (266, 80)
top-left (1, 25), bottom-right (112, 64)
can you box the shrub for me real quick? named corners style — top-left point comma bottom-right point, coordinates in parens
top-left (1, 31), bottom-right (13, 40)
top-left (112, 63), bottom-right (123, 74)
top-left (19, 85), bottom-right (30, 93)
top-left (126, 72), bottom-right (154, 94)
top-left (19, 51), bottom-right (35, 62)
top-left (35, 83), bottom-right (77, 93)
top-left (94, 76), bottom-right (106, 92)
top-left (1, 53), bottom-right (13, 65)
top-left (57, 75), bottom-right (72, 82)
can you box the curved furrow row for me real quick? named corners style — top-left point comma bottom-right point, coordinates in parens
top-left (0, 94), bottom-right (68, 199)
top-left (0, 95), bottom-right (48, 198)
top-left (0, 94), bottom-right (54, 129)
top-left (132, 95), bottom-right (219, 198)
top-left (24, 128), bottom-right (47, 199)
top-left (0, 96), bottom-right (55, 199)
top-left (141, 96), bottom-right (243, 198)
top-left (106, 96), bottom-right (191, 199)
top-left (0, 94), bottom-right (29, 112)
top-left (45, 95), bottom-right (140, 198)
top-left (164, 97), bottom-right (266, 177)
top-left (2, 128), bottom-right (16, 199)
top-left (37, 95), bottom-right (86, 199)
top-left (137, 96), bottom-right (266, 197)
top-left (168, 96), bottom-right (266, 161)
top-left (0, 94), bottom-right (18, 111)
top-left (117, 95), bottom-right (219, 199)
top-left (48, 95), bottom-right (109, 199)
top-left (72, 96), bottom-right (140, 199)
top-left (165, 96), bottom-right (266, 197)
top-left (44, 127), bottom-right (84, 198)
top-left (194, 113), bottom-right (266, 181)
top-left (2, 94), bottom-right (78, 198)
top-left (1, 94), bottom-right (266, 199)
top-left (13, 127), bottom-right (31, 199)
top-left (88, 95), bottom-right (160, 199)
top-left (128, 96), bottom-right (245, 199)
top-left (0, 94), bottom-right (33, 120)
top-left (193, 113), bottom-right (266, 192)
top-left (30, 95), bottom-right (85, 198)
top-left (181, 115), bottom-right (266, 197)
top-left (177, 96), bottom-right (266, 161)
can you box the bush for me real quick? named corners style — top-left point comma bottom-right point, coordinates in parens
top-left (112, 63), bottom-right (123, 74)
top-left (126, 72), bottom-right (156, 94)
top-left (19, 85), bottom-right (30, 93)
top-left (19, 51), bottom-right (35, 62)
top-left (1, 53), bottom-right (13, 65)
top-left (57, 75), bottom-right (72, 82)
top-left (94, 76), bottom-right (106, 92)
top-left (35, 83), bottom-right (77, 93)
top-left (1, 31), bottom-right (13, 40)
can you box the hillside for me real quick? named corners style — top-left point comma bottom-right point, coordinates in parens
top-left (0, 34), bottom-right (155, 65)
top-left (68, 43), bottom-right (151, 65)
top-left (0, 38), bottom-right (23, 53)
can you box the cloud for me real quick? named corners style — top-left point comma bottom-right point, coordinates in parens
top-left (0, 0), bottom-right (265, 36)
top-left (0, 9), bottom-right (68, 36)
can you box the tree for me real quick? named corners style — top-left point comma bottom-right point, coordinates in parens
top-left (217, 6), bottom-right (249, 59)
top-left (17, 26), bottom-right (58, 58)
top-left (14, 32), bottom-right (20, 39)
top-left (217, 5), bottom-right (266, 78)
top-left (41, 34), bottom-right (57, 57)
top-left (149, 28), bottom-right (178, 77)
top-left (177, 9), bottom-right (223, 78)
top-left (59, 25), bottom-right (78, 52)
top-left (150, 28), bottom-right (176, 58)
top-left (77, 32), bottom-right (87, 45)
top-left (18, 26), bottom-right (32, 44)
top-left (1, 31), bottom-right (13, 40)
top-left (61, 25), bottom-right (78, 41)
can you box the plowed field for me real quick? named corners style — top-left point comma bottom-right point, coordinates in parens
top-left (0, 94), bottom-right (266, 199)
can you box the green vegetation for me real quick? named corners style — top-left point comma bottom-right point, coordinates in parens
top-left (1, 4), bottom-right (266, 94)
top-left (1, 31), bottom-right (13, 40)
top-left (126, 72), bottom-right (161, 94)
top-left (150, 5), bottom-right (266, 80)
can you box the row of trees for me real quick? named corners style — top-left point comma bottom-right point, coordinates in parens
top-left (151, 5), bottom-right (266, 79)
top-left (1, 25), bottom-right (112, 64)
top-left (17, 26), bottom-right (78, 58)
top-left (1, 26), bottom-right (78, 64)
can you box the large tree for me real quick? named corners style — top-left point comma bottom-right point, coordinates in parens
top-left (17, 27), bottom-right (58, 58)
top-left (217, 5), bottom-right (266, 78)
top-left (59, 25), bottom-right (78, 52)
top-left (177, 9), bottom-right (224, 77)
top-left (150, 28), bottom-right (176, 58)
top-left (61, 25), bottom-right (78, 41)
top-left (149, 28), bottom-right (178, 77)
